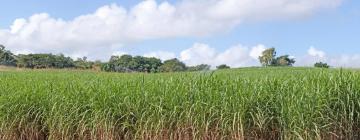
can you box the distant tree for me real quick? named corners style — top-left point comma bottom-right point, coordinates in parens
top-left (74, 57), bottom-right (93, 69)
top-left (144, 57), bottom-right (162, 73)
top-left (0, 45), bottom-right (17, 66)
top-left (104, 55), bottom-right (163, 73)
top-left (159, 58), bottom-right (186, 72)
top-left (92, 60), bottom-right (103, 71)
top-left (101, 63), bottom-right (114, 72)
top-left (216, 64), bottom-right (230, 70)
top-left (314, 62), bottom-right (330, 68)
top-left (17, 53), bottom-right (75, 69)
top-left (274, 55), bottom-right (296, 66)
top-left (259, 48), bottom-right (296, 67)
top-left (187, 64), bottom-right (211, 71)
top-left (108, 55), bottom-right (132, 72)
top-left (259, 48), bottom-right (276, 67)
top-left (53, 54), bottom-right (74, 68)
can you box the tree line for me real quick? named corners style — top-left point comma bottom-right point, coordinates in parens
top-left (0, 45), bottom-right (213, 72)
top-left (0, 45), bottom-right (330, 72)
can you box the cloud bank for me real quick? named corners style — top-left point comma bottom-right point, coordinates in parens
top-left (296, 47), bottom-right (360, 68)
top-left (145, 45), bottom-right (360, 68)
top-left (0, 0), bottom-right (342, 60)
top-left (178, 43), bottom-right (266, 68)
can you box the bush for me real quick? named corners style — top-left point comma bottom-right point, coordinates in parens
top-left (216, 64), bottom-right (230, 69)
top-left (314, 62), bottom-right (330, 68)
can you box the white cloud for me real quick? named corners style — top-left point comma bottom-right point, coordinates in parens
top-left (144, 51), bottom-right (176, 61)
top-left (308, 46), bottom-right (326, 58)
top-left (215, 45), bottom-right (253, 67)
top-left (178, 45), bottom-right (360, 68)
top-left (10, 18), bottom-right (27, 34)
top-left (179, 43), bottom-right (266, 68)
top-left (180, 43), bottom-right (216, 66)
top-left (0, 0), bottom-right (343, 60)
top-left (296, 47), bottom-right (360, 68)
top-left (249, 44), bottom-right (266, 59)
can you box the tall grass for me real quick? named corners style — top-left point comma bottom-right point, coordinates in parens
top-left (0, 67), bottom-right (359, 140)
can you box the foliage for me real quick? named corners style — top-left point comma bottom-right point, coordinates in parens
top-left (259, 48), bottom-right (296, 67)
top-left (187, 64), bottom-right (211, 71)
top-left (314, 62), bottom-right (330, 68)
top-left (0, 45), bottom-right (17, 66)
top-left (259, 47), bottom-right (276, 66)
top-left (159, 58), bottom-right (187, 72)
top-left (104, 55), bottom-right (163, 73)
top-left (274, 55), bottom-right (296, 66)
top-left (17, 53), bottom-right (75, 69)
top-left (74, 57), bottom-right (93, 69)
top-left (216, 64), bottom-right (230, 69)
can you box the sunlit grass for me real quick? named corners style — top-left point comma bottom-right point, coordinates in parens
top-left (0, 67), bottom-right (359, 140)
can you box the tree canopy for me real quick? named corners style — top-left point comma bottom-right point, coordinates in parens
top-left (159, 58), bottom-right (187, 72)
top-left (216, 64), bottom-right (230, 70)
top-left (274, 55), bottom-right (296, 66)
top-left (187, 64), bottom-right (211, 72)
top-left (259, 48), bottom-right (276, 67)
top-left (103, 55), bottom-right (163, 73)
top-left (259, 48), bottom-right (295, 67)
top-left (17, 54), bottom-right (75, 69)
top-left (314, 62), bottom-right (330, 68)
top-left (0, 45), bottom-right (17, 66)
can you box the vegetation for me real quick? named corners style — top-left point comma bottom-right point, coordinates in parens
top-left (16, 54), bottom-right (75, 69)
top-left (0, 45), bottom-right (214, 73)
top-left (315, 62), bottom-right (330, 68)
top-left (259, 48), bottom-right (295, 67)
top-left (187, 64), bottom-right (211, 72)
top-left (0, 67), bottom-right (359, 140)
top-left (0, 45), bottom-right (17, 66)
top-left (158, 58), bottom-right (187, 72)
top-left (1, 45), bottom-right (300, 72)
top-left (102, 55), bottom-right (163, 73)
top-left (259, 48), bottom-right (276, 66)
top-left (216, 64), bottom-right (230, 69)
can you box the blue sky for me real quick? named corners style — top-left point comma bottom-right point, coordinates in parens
top-left (0, 0), bottom-right (359, 67)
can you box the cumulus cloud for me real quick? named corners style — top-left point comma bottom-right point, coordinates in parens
top-left (180, 43), bottom-right (216, 66)
top-left (179, 43), bottom-right (266, 68)
top-left (177, 45), bottom-right (360, 68)
top-left (249, 44), bottom-right (266, 59)
top-left (308, 46), bottom-right (326, 58)
top-left (0, 0), bottom-right (343, 60)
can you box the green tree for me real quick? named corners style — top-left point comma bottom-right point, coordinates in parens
top-left (187, 64), bottom-right (211, 71)
top-left (159, 58), bottom-right (186, 72)
top-left (216, 64), bottom-right (230, 70)
top-left (53, 54), bottom-right (75, 68)
top-left (274, 55), bottom-right (296, 66)
top-left (101, 63), bottom-right (114, 72)
top-left (144, 57), bottom-right (162, 73)
top-left (74, 57), bottom-right (93, 69)
top-left (105, 55), bottom-right (163, 73)
top-left (0, 45), bottom-right (17, 66)
top-left (259, 48), bottom-right (276, 67)
top-left (259, 48), bottom-right (296, 67)
top-left (114, 55), bottom-right (134, 72)
top-left (16, 53), bottom-right (75, 69)
top-left (314, 62), bottom-right (330, 68)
